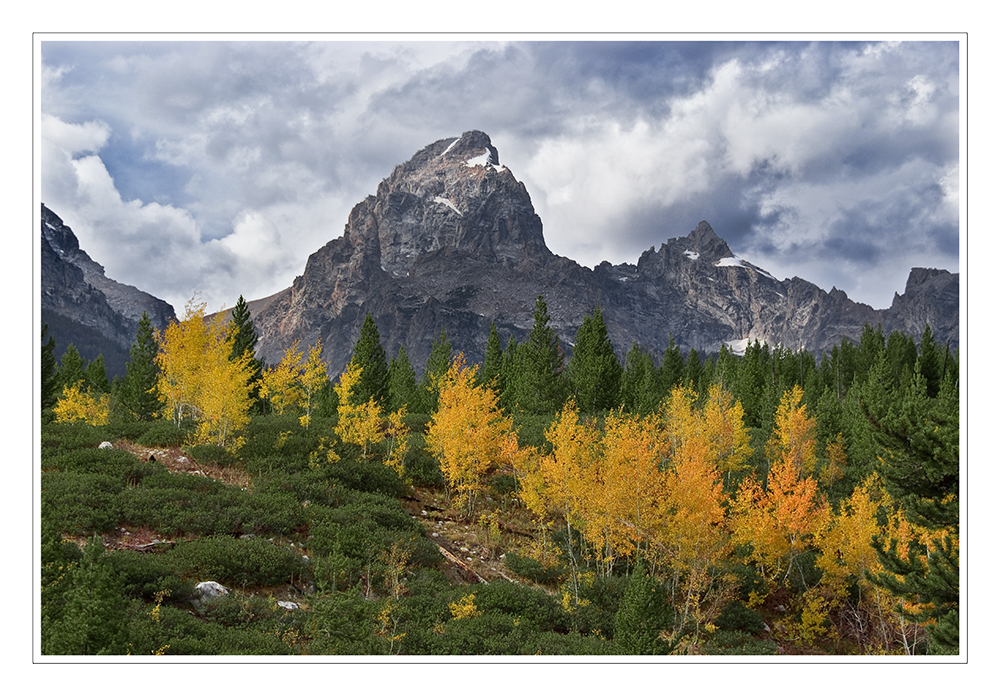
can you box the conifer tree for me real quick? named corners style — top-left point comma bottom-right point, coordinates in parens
top-left (417, 330), bottom-right (453, 413)
top-left (498, 335), bottom-right (522, 413)
top-left (659, 336), bottom-right (685, 393)
top-left (118, 311), bottom-right (162, 421)
top-left (349, 313), bottom-right (390, 410)
top-left (684, 348), bottom-right (703, 389)
top-left (229, 295), bottom-right (265, 412)
top-left (865, 366), bottom-right (959, 654)
top-left (513, 295), bottom-right (567, 414)
top-left (388, 343), bottom-right (419, 412)
top-left (41, 324), bottom-right (59, 412)
top-left (917, 325), bottom-right (942, 398)
top-left (478, 322), bottom-right (504, 389)
top-left (620, 343), bottom-right (658, 415)
top-left (613, 561), bottom-right (671, 655)
top-left (568, 306), bottom-right (621, 413)
top-left (84, 354), bottom-right (110, 393)
top-left (56, 344), bottom-right (86, 391)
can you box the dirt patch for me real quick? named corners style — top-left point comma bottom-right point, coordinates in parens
top-left (114, 440), bottom-right (254, 489)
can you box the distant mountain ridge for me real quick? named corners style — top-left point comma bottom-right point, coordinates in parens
top-left (40, 203), bottom-right (176, 377)
top-left (245, 130), bottom-right (959, 375)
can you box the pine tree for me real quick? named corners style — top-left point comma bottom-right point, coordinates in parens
top-left (350, 313), bottom-right (390, 410)
top-left (118, 312), bottom-right (162, 422)
top-left (568, 306), bottom-right (621, 413)
top-left (41, 324), bottom-right (59, 412)
top-left (478, 322), bottom-right (504, 389)
top-left (56, 344), bottom-right (86, 391)
top-left (620, 343), bottom-right (658, 415)
top-left (864, 366), bottom-right (959, 654)
top-left (388, 343), bottom-right (419, 412)
top-left (498, 335), bottom-right (522, 413)
top-left (684, 348), bottom-right (703, 390)
top-left (613, 561), bottom-right (671, 654)
top-left (417, 330), bottom-right (453, 414)
top-left (514, 296), bottom-right (567, 414)
top-left (659, 336), bottom-right (685, 392)
top-left (84, 354), bottom-right (110, 393)
top-left (917, 324), bottom-right (942, 399)
top-left (229, 295), bottom-right (265, 412)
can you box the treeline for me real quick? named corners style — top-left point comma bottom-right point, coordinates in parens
top-left (39, 292), bottom-right (959, 656)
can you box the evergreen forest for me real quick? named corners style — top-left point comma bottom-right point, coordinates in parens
top-left (38, 294), bottom-right (960, 657)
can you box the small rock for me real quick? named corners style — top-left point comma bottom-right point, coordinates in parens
top-left (432, 532), bottom-right (439, 537)
top-left (277, 601), bottom-right (299, 611)
top-left (98, 442), bottom-right (114, 450)
top-left (194, 581), bottom-right (230, 601)
top-left (177, 456), bottom-right (188, 464)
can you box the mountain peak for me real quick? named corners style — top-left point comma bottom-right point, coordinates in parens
top-left (351, 131), bottom-right (547, 277)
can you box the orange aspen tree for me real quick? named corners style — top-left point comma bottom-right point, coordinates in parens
top-left (425, 355), bottom-right (516, 517)
top-left (53, 381), bottom-right (111, 426)
top-left (699, 383), bottom-right (754, 483)
top-left (731, 452), bottom-right (830, 582)
top-left (766, 385), bottom-right (819, 476)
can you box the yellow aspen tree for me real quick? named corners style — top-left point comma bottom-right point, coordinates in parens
top-left (594, 409), bottom-right (670, 564)
top-left (53, 381), bottom-right (111, 426)
top-left (155, 296), bottom-right (212, 427)
top-left (699, 383), bottom-right (753, 482)
top-left (766, 385), bottom-right (819, 476)
top-left (155, 296), bottom-right (256, 451)
top-left (259, 341), bottom-right (304, 416)
top-left (331, 362), bottom-right (410, 472)
top-left (425, 355), bottom-right (514, 517)
top-left (298, 340), bottom-right (329, 429)
top-left (659, 429), bottom-right (730, 631)
top-left (333, 361), bottom-right (386, 457)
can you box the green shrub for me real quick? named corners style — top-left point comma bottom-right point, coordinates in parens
top-left (715, 600), bottom-right (766, 634)
top-left (105, 550), bottom-right (194, 601)
top-left (186, 444), bottom-right (239, 467)
top-left (403, 446), bottom-right (444, 487)
top-left (703, 629), bottom-right (777, 655)
top-left (469, 581), bottom-right (566, 632)
top-left (326, 456), bottom-right (406, 497)
top-left (170, 536), bottom-right (308, 587)
top-left (40, 422), bottom-right (109, 453)
top-left (136, 420), bottom-right (191, 447)
top-left (504, 551), bottom-right (567, 585)
top-left (41, 470), bottom-right (122, 533)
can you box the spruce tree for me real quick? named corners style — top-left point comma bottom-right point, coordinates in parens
top-left (684, 348), bottom-right (703, 390)
top-left (84, 354), bottom-right (110, 393)
top-left (388, 343), bottom-right (419, 412)
top-left (349, 313), bottom-right (390, 409)
top-left (659, 336), bottom-right (685, 393)
top-left (478, 322), bottom-right (504, 389)
top-left (864, 366), bottom-right (959, 654)
top-left (498, 335), bottom-right (522, 413)
top-left (620, 343), bottom-right (659, 415)
top-left (568, 306), bottom-right (621, 413)
top-left (41, 324), bottom-right (59, 412)
top-left (56, 344), bottom-right (86, 391)
top-left (118, 312), bottom-right (162, 422)
top-left (229, 295), bottom-right (265, 412)
top-left (917, 324), bottom-right (942, 398)
top-left (417, 329), bottom-right (453, 413)
top-left (515, 295), bottom-right (567, 414)
top-left (613, 561), bottom-right (672, 655)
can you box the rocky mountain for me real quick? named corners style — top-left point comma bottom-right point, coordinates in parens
top-left (40, 204), bottom-right (176, 377)
top-left (247, 130), bottom-right (959, 375)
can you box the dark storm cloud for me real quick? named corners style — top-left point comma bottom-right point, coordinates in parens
top-left (40, 38), bottom-right (961, 312)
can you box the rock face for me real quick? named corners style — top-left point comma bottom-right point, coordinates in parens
top-left (249, 130), bottom-right (959, 374)
top-left (40, 204), bottom-right (176, 376)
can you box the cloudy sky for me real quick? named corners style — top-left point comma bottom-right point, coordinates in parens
top-left (39, 38), bottom-right (962, 314)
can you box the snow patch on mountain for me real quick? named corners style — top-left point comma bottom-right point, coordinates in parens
top-left (684, 250), bottom-right (700, 260)
top-left (433, 196), bottom-right (463, 216)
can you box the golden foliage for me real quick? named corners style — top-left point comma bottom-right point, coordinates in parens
top-left (331, 361), bottom-right (410, 474)
top-left (155, 297), bottom-right (255, 451)
top-left (53, 381), bottom-right (111, 426)
top-left (449, 593), bottom-right (481, 620)
top-left (426, 355), bottom-right (521, 515)
top-left (766, 385), bottom-right (818, 475)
